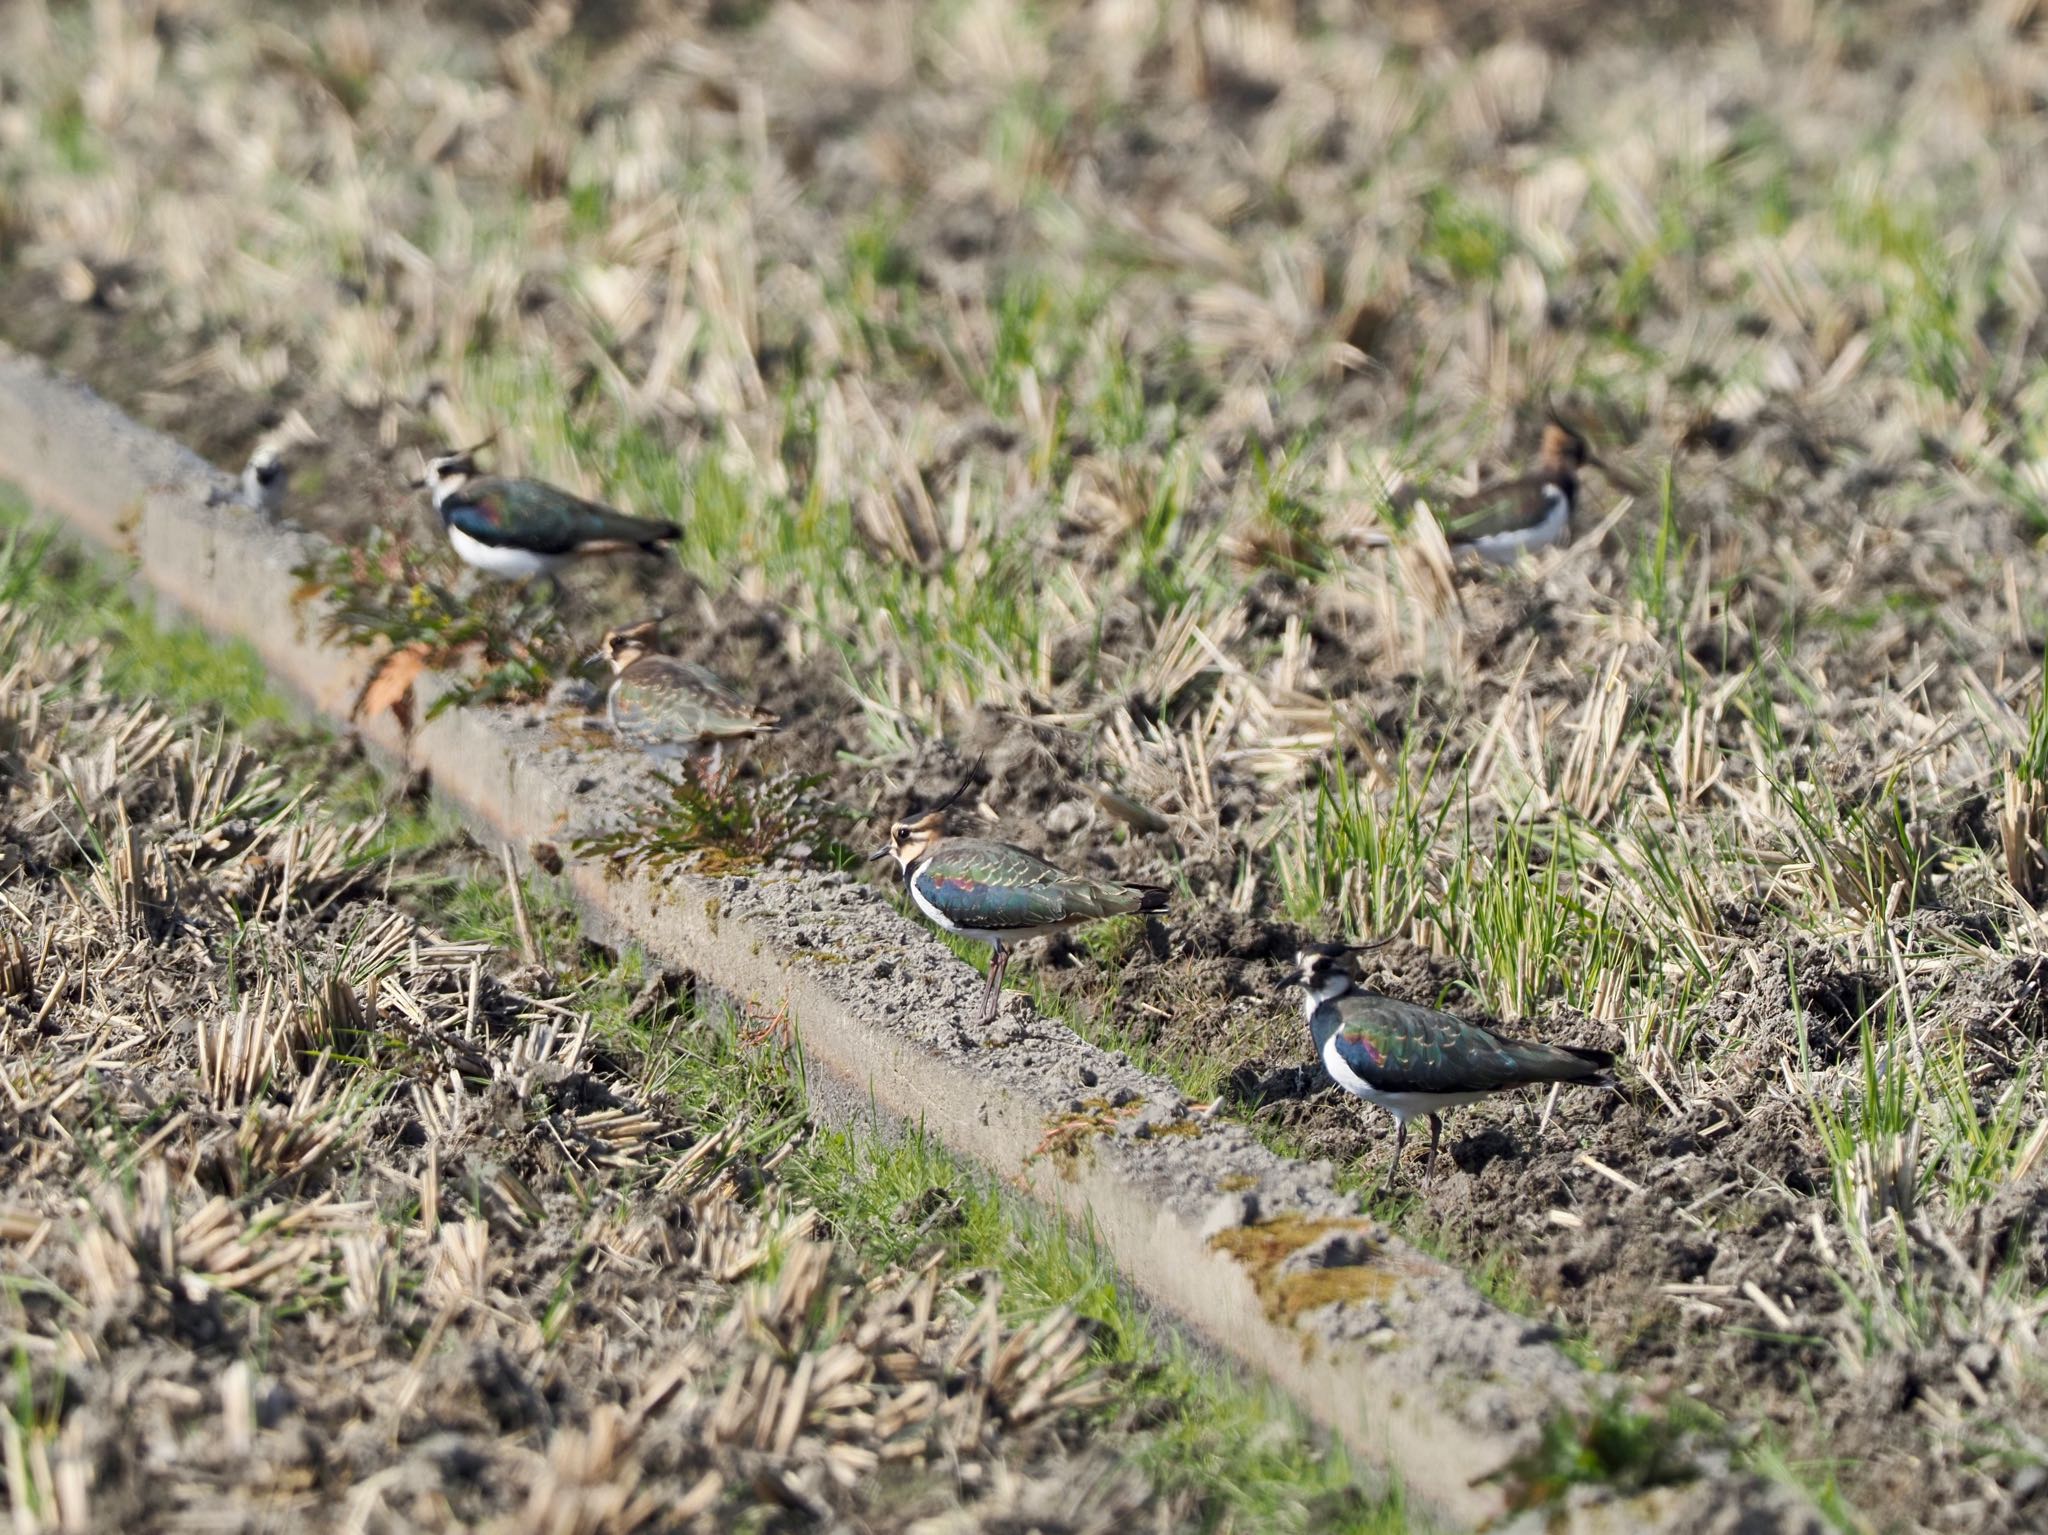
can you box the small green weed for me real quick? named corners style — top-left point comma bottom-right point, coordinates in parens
top-left (294, 526), bottom-right (566, 720)
top-left (1493, 1390), bottom-right (1705, 1511)
top-left (573, 757), bottom-right (851, 875)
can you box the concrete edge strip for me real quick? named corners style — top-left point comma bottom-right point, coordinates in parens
top-left (0, 344), bottom-right (1821, 1534)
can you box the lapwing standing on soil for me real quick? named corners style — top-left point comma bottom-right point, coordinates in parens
top-left (592, 618), bottom-right (777, 761)
top-left (1372, 420), bottom-right (1627, 566)
top-left (1291, 944), bottom-right (1615, 1194)
top-left (416, 440), bottom-right (680, 583)
top-left (872, 781), bottom-right (1169, 1027)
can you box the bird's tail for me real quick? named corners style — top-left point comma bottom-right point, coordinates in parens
top-left (1129, 885), bottom-right (1170, 914)
top-left (1510, 1040), bottom-right (1615, 1086)
top-left (638, 527), bottom-right (681, 556)
top-left (1566, 1043), bottom-right (1618, 1087)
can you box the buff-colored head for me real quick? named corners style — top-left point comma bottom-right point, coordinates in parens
top-left (874, 809), bottom-right (947, 870)
top-left (869, 771), bottom-right (976, 868)
top-left (1538, 421), bottom-right (1590, 475)
top-left (595, 619), bottom-right (664, 675)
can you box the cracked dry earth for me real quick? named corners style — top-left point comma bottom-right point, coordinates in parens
top-left (0, 616), bottom-right (1172, 1532)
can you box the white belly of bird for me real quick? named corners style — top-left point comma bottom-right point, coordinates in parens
top-left (241, 470), bottom-right (286, 519)
top-left (1462, 484), bottom-right (1570, 566)
top-left (1320, 1033), bottom-right (1492, 1125)
top-left (448, 527), bottom-right (566, 580)
top-left (907, 880), bottom-right (1070, 948)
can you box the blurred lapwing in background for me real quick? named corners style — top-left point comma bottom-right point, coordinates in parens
top-left (418, 439), bottom-right (680, 582)
top-left (593, 617), bottom-right (777, 762)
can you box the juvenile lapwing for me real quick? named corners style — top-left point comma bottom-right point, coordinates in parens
top-left (1291, 944), bottom-right (1615, 1193)
top-left (873, 781), bottom-right (1169, 1026)
top-left (592, 618), bottom-right (777, 761)
top-left (1375, 420), bottom-right (1629, 566)
top-left (416, 440), bottom-right (680, 582)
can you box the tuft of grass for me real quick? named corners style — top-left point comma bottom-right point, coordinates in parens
top-left (1492, 1391), bottom-right (1708, 1513)
top-left (572, 757), bottom-right (852, 875)
top-left (1277, 737), bottom-right (1459, 943)
top-left (2001, 667), bottom-right (2048, 899)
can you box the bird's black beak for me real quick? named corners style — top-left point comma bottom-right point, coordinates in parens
top-left (1279, 970), bottom-right (1302, 988)
top-left (866, 845), bottom-right (892, 863)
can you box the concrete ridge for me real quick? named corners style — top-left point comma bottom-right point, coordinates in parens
top-left (0, 344), bottom-right (1821, 1535)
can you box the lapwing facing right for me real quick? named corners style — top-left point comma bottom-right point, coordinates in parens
top-left (872, 780), bottom-right (1169, 1027)
top-left (416, 440), bottom-right (681, 583)
top-left (1292, 944), bottom-right (1615, 1194)
top-left (592, 618), bottom-right (777, 762)
top-left (1371, 420), bottom-right (1632, 566)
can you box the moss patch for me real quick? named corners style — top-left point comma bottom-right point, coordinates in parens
top-left (1026, 1097), bottom-right (1140, 1180)
top-left (1211, 1214), bottom-right (1410, 1326)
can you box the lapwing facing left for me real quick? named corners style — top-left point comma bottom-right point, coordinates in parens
top-left (416, 440), bottom-right (680, 582)
top-left (592, 618), bottom-right (777, 761)
top-left (207, 441), bottom-right (291, 519)
top-left (242, 444), bottom-right (290, 518)
top-left (1291, 944), bottom-right (1615, 1193)
top-left (872, 780), bottom-right (1169, 1027)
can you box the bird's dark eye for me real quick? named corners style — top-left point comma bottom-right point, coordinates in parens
top-left (256, 462), bottom-right (280, 484)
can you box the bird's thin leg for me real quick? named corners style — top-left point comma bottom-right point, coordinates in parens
top-left (979, 945), bottom-right (1010, 1026)
top-left (1425, 1112), bottom-right (1442, 1181)
top-left (1378, 1117), bottom-right (1408, 1197)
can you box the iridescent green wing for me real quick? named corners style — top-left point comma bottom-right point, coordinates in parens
top-left (447, 476), bottom-right (679, 553)
top-left (913, 839), bottom-right (1143, 931)
top-left (1328, 994), bottom-right (1608, 1093)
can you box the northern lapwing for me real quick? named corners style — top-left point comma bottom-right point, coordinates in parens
top-left (416, 440), bottom-right (681, 582)
top-left (592, 618), bottom-right (777, 761)
top-left (872, 781), bottom-right (1169, 1027)
top-left (243, 444), bottom-right (289, 518)
top-left (207, 442), bottom-right (290, 519)
top-left (1374, 420), bottom-right (1628, 566)
top-left (1291, 944), bottom-right (1615, 1193)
